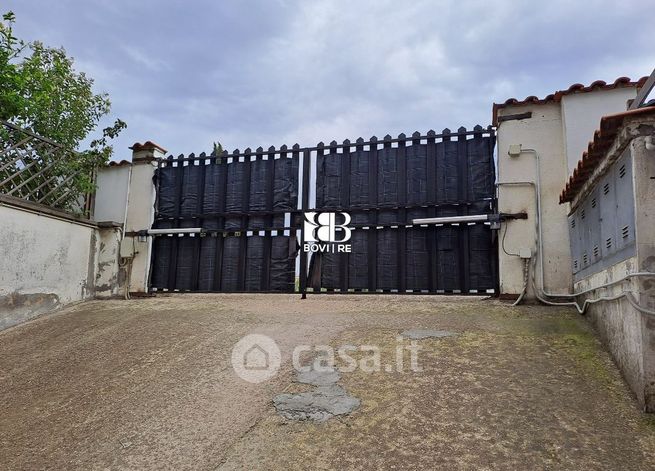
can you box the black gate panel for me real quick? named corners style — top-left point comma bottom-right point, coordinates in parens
top-left (148, 126), bottom-right (497, 295)
top-left (150, 148), bottom-right (299, 293)
top-left (309, 127), bottom-right (497, 293)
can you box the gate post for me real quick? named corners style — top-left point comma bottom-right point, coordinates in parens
top-left (299, 148), bottom-right (311, 299)
top-left (124, 141), bottom-right (167, 294)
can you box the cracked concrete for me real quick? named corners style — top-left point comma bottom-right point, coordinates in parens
top-left (274, 384), bottom-right (361, 423)
top-left (296, 368), bottom-right (342, 386)
top-left (274, 368), bottom-right (360, 422)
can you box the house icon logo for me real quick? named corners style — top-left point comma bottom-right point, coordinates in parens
top-left (231, 334), bottom-right (281, 383)
top-left (244, 344), bottom-right (269, 370)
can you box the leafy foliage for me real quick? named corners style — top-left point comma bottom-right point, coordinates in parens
top-left (0, 10), bottom-right (125, 211)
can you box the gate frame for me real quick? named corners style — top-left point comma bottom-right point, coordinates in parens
top-left (146, 126), bottom-right (499, 297)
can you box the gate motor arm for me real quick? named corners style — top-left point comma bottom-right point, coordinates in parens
top-left (412, 212), bottom-right (527, 229)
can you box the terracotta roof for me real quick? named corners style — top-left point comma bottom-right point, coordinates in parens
top-left (492, 76), bottom-right (648, 126)
top-left (106, 159), bottom-right (132, 167)
top-left (129, 141), bottom-right (168, 153)
top-left (559, 105), bottom-right (655, 204)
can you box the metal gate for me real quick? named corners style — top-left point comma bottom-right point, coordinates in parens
top-left (149, 146), bottom-right (301, 293)
top-left (148, 126), bottom-right (497, 295)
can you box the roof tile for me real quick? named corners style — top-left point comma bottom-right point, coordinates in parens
top-left (559, 105), bottom-right (655, 203)
top-left (493, 76), bottom-right (648, 126)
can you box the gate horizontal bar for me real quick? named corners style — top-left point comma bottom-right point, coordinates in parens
top-left (147, 228), bottom-right (202, 235)
top-left (413, 214), bottom-right (489, 225)
top-left (413, 212), bottom-right (528, 226)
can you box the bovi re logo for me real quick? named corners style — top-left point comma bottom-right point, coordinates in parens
top-left (303, 212), bottom-right (352, 253)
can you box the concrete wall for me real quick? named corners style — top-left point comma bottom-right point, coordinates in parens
top-left (0, 201), bottom-right (97, 329)
top-left (571, 126), bottom-right (655, 412)
top-left (561, 88), bottom-right (636, 173)
top-left (95, 225), bottom-right (123, 298)
top-left (497, 103), bottom-right (572, 296)
top-left (0, 194), bottom-right (125, 329)
top-left (632, 133), bottom-right (655, 411)
top-left (0, 144), bottom-right (164, 329)
top-left (575, 257), bottom-right (644, 402)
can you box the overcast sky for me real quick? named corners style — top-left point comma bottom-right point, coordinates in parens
top-left (5, 0), bottom-right (654, 159)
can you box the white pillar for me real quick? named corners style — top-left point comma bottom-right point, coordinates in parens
top-left (124, 141), bottom-right (167, 294)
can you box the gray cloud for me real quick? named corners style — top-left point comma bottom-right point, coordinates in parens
top-left (5, 0), bottom-right (653, 158)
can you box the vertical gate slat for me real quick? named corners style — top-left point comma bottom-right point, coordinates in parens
top-left (299, 146), bottom-right (310, 298)
top-left (367, 136), bottom-right (378, 292)
top-left (191, 154), bottom-right (206, 291)
top-left (261, 146), bottom-right (275, 291)
top-left (437, 128), bottom-right (452, 291)
top-left (237, 148), bottom-right (252, 292)
top-left (457, 127), bottom-right (470, 293)
top-left (213, 150), bottom-right (228, 291)
top-left (338, 139), bottom-right (350, 292)
top-left (167, 154), bottom-right (185, 291)
top-left (424, 130), bottom-right (438, 293)
top-left (397, 133), bottom-right (407, 293)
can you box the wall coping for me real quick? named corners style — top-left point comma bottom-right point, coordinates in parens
top-left (0, 194), bottom-right (101, 229)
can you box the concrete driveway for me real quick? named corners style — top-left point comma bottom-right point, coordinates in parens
top-left (1, 295), bottom-right (654, 470)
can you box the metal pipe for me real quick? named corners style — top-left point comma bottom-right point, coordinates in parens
top-left (514, 148), bottom-right (552, 295)
top-left (146, 228), bottom-right (202, 235)
top-left (515, 149), bottom-right (650, 302)
top-left (413, 214), bottom-right (488, 225)
top-left (501, 150), bottom-right (575, 298)
top-left (532, 275), bottom-right (655, 316)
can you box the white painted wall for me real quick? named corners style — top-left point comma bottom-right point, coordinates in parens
top-left (124, 161), bottom-right (158, 292)
top-left (0, 204), bottom-right (97, 329)
top-left (561, 88), bottom-right (636, 173)
top-left (497, 103), bottom-right (572, 296)
top-left (496, 87), bottom-right (641, 297)
top-left (94, 165), bottom-right (130, 223)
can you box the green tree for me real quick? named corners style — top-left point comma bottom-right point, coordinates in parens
top-left (0, 10), bottom-right (125, 200)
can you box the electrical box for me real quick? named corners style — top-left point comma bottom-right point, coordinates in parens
top-left (508, 144), bottom-right (522, 157)
top-left (519, 248), bottom-right (532, 259)
top-left (120, 238), bottom-right (135, 258)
